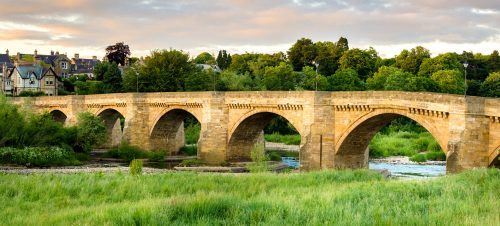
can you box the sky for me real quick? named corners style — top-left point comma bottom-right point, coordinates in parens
top-left (0, 0), bottom-right (499, 59)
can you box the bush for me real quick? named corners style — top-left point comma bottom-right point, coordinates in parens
top-left (185, 122), bottom-right (200, 144)
top-left (73, 112), bottom-right (107, 153)
top-left (104, 143), bottom-right (149, 162)
top-left (129, 159), bottom-right (143, 176)
top-left (179, 159), bottom-right (204, 167)
top-left (410, 154), bottom-right (427, 163)
top-left (180, 145), bottom-right (197, 156)
top-left (17, 91), bottom-right (46, 97)
top-left (0, 146), bottom-right (80, 166)
top-left (425, 151), bottom-right (446, 161)
top-left (248, 143), bottom-right (268, 173)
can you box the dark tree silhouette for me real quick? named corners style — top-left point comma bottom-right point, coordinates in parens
top-left (105, 42), bottom-right (130, 66)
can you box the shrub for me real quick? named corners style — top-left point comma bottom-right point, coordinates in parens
top-left (129, 159), bottom-right (143, 176)
top-left (73, 112), bottom-right (107, 153)
top-left (179, 159), bottom-right (204, 167)
top-left (180, 145), bottom-right (197, 156)
top-left (148, 151), bottom-right (166, 162)
top-left (428, 141), bottom-right (442, 152)
top-left (248, 143), bottom-right (268, 173)
top-left (104, 143), bottom-right (149, 162)
top-left (0, 146), bottom-right (80, 166)
top-left (185, 122), bottom-right (200, 144)
top-left (425, 151), bottom-right (446, 161)
top-left (410, 154), bottom-right (427, 163)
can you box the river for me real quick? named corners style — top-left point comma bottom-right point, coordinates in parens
top-left (369, 161), bottom-right (446, 179)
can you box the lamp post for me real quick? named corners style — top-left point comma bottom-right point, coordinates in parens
top-left (313, 61), bottom-right (319, 91)
top-left (463, 62), bottom-right (468, 98)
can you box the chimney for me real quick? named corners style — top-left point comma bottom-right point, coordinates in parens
top-left (92, 56), bottom-right (97, 60)
top-left (34, 49), bottom-right (38, 58)
top-left (51, 50), bottom-right (54, 55)
top-left (17, 52), bottom-right (20, 61)
top-left (6, 49), bottom-right (9, 56)
top-left (55, 51), bottom-right (59, 55)
top-left (75, 53), bottom-right (80, 60)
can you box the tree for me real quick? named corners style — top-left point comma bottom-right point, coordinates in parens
top-left (418, 53), bottom-right (462, 77)
top-left (73, 112), bottom-right (107, 153)
top-left (220, 71), bottom-right (253, 91)
top-left (338, 48), bottom-right (378, 80)
top-left (194, 52), bottom-right (215, 64)
top-left (287, 38), bottom-right (317, 71)
top-left (263, 62), bottom-right (297, 90)
top-left (0, 96), bottom-right (25, 147)
top-left (299, 66), bottom-right (328, 91)
top-left (488, 50), bottom-right (500, 73)
top-left (328, 68), bottom-right (365, 91)
top-left (431, 70), bottom-right (465, 94)
top-left (105, 42), bottom-right (130, 66)
top-left (314, 41), bottom-right (339, 77)
top-left (216, 50), bottom-right (231, 70)
top-left (102, 62), bottom-right (122, 93)
top-left (136, 49), bottom-right (196, 92)
top-left (480, 72), bottom-right (500, 97)
top-left (184, 70), bottom-right (212, 91)
top-left (395, 46), bottom-right (430, 74)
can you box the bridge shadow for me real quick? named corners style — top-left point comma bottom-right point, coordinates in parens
top-left (98, 109), bottom-right (125, 148)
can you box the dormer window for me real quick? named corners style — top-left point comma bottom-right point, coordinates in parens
top-left (29, 75), bottom-right (35, 84)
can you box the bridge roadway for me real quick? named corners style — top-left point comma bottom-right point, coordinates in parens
top-left (11, 91), bottom-right (500, 173)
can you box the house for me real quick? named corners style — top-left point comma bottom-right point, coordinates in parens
top-left (196, 64), bottom-right (222, 73)
top-left (70, 53), bottom-right (100, 78)
top-left (0, 49), bottom-right (13, 95)
top-left (16, 50), bottom-right (71, 78)
top-left (7, 62), bottom-right (60, 96)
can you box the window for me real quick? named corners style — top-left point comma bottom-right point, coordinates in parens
top-left (61, 62), bottom-right (68, 69)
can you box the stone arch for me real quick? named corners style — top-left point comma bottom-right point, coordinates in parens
top-left (49, 109), bottom-right (68, 124)
top-left (149, 108), bottom-right (202, 155)
top-left (334, 109), bottom-right (447, 169)
top-left (490, 144), bottom-right (500, 167)
top-left (97, 108), bottom-right (126, 148)
top-left (227, 110), bottom-right (303, 161)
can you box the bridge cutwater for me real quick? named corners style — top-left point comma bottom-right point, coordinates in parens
top-left (11, 91), bottom-right (500, 173)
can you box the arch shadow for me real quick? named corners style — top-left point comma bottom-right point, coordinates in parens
top-left (227, 111), bottom-right (303, 162)
top-left (150, 108), bottom-right (201, 155)
top-left (97, 108), bottom-right (126, 148)
top-left (49, 110), bottom-right (67, 124)
top-left (335, 111), bottom-right (446, 169)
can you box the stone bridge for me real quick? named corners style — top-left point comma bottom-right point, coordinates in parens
top-left (10, 91), bottom-right (500, 173)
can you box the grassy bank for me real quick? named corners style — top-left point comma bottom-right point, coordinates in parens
top-left (0, 169), bottom-right (498, 225)
top-left (264, 133), bottom-right (301, 145)
top-left (369, 131), bottom-right (445, 160)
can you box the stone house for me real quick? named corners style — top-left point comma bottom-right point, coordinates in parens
top-left (7, 62), bottom-right (60, 96)
top-left (16, 50), bottom-right (71, 78)
top-left (70, 53), bottom-right (100, 78)
top-left (0, 49), bottom-right (13, 95)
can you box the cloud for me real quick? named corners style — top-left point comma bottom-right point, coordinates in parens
top-left (0, 0), bottom-right (498, 58)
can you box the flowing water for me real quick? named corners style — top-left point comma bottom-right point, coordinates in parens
top-left (369, 161), bottom-right (446, 179)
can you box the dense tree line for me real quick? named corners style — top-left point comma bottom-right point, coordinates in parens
top-left (66, 39), bottom-right (500, 97)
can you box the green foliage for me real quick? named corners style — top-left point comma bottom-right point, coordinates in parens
top-left (425, 151), bottom-right (446, 161)
top-left (0, 169), bottom-right (498, 225)
top-left (264, 116), bottom-right (298, 135)
top-left (369, 131), bottom-right (444, 158)
top-left (0, 146), bottom-right (80, 166)
top-left (184, 69), bottom-right (212, 91)
top-left (264, 133), bottom-right (301, 145)
top-left (248, 143), bottom-right (268, 173)
top-left (409, 154), bottom-right (427, 162)
top-left (266, 150), bottom-right (299, 161)
top-left (328, 68), bottom-right (365, 91)
top-left (339, 47), bottom-right (379, 80)
top-left (395, 46), bottom-right (431, 74)
top-left (74, 80), bottom-right (106, 95)
top-left (479, 72), bottom-right (500, 97)
top-left (216, 50), bottom-right (231, 70)
top-left (288, 38), bottom-right (317, 71)
top-left (136, 49), bottom-right (196, 92)
top-left (0, 96), bottom-right (25, 147)
top-left (418, 53), bottom-right (463, 77)
top-left (102, 62), bottom-right (123, 93)
top-left (180, 159), bottom-right (204, 166)
top-left (73, 112), bottom-right (107, 153)
top-left (185, 122), bottom-right (200, 145)
top-left (298, 66), bottom-right (328, 90)
top-left (194, 52), bottom-right (215, 64)
top-left (220, 71), bottom-right (254, 91)
top-left (17, 91), bottom-right (46, 97)
top-left (180, 145), bottom-right (198, 156)
top-left (105, 42), bottom-right (130, 66)
top-left (263, 62), bottom-right (298, 90)
top-left (104, 143), bottom-right (150, 162)
top-left (431, 69), bottom-right (465, 94)
top-left (129, 159), bottom-right (143, 176)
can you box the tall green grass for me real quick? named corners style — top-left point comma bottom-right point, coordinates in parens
top-left (369, 131), bottom-right (443, 158)
top-left (264, 133), bottom-right (301, 145)
top-left (0, 169), bottom-right (498, 225)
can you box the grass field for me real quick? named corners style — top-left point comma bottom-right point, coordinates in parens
top-left (0, 169), bottom-right (498, 225)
